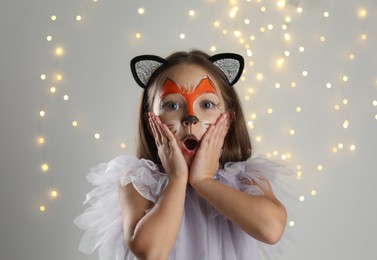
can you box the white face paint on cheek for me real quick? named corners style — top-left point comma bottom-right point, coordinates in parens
top-left (199, 120), bottom-right (212, 135)
top-left (162, 119), bottom-right (182, 136)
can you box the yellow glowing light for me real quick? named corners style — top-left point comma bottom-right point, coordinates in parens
top-left (247, 121), bottom-right (254, 129)
top-left (93, 0), bottom-right (98, 2)
top-left (284, 51), bottom-right (290, 56)
top-left (94, 133), bottom-right (101, 139)
top-left (250, 113), bottom-right (257, 119)
top-left (297, 7), bottom-right (303, 13)
top-left (41, 163), bottom-right (49, 172)
top-left (135, 33), bottom-right (141, 39)
top-left (234, 30), bottom-right (241, 37)
top-left (72, 121), bottom-right (78, 127)
top-left (56, 74), bottom-right (62, 81)
top-left (248, 88), bottom-right (255, 94)
top-left (342, 99), bottom-right (348, 105)
top-left (358, 8), bottom-right (367, 18)
top-left (250, 35), bottom-right (256, 41)
top-left (120, 143), bottom-right (127, 149)
top-left (317, 164), bottom-right (323, 171)
top-left (55, 47), bottom-right (64, 56)
top-left (284, 33), bottom-right (291, 42)
top-left (268, 24), bottom-right (273, 30)
top-left (296, 171), bottom-right (302, 179)
top-left (76, 15), bottom-right (82, 21)
top-left (210, 46), bottom-right (216, 52)
top-left (323, 11), bottom-right (330, 18)
top-left (343, 120), bottom-right (349, 129)
top-left (282, 24), bottom-right (288, 30)
top-left (51, 190), bottom-right (58, 198)
top-left (361, 34), bottom-right (367, 40)
top-left (255, 136), bottom-right (262, 142)
top-left (320, 36), bottom-right (326, 42)
top-left (342, 75), bottom-right (348, 82)
top-left (246, 49), bottom-right (252, 57)
top-left (299, 196), bottom-right (305, 202)
top-left (299, 46), bottom-right (305, 52)
top-left (276, 58), bottom-right (285, 68)
top-left (289, 129), bottom-right (295, 135)
top-left (46, 35), bottom-right (52, 41)
top-left (275, 83), bottom-right (281, 89)
top-left (302, 71), bottom-right (308, 77)
top-left (338, 143), bottom-right (344, 149)
top-left (285, 16), bottom-right (291, 23)
top-left (256, 73), bottom-right (264, 81)
top-left (39, 110), bottom-right (45, 117)
top-left (372, 100), bottom-right (377, 107)
top-left (281, 154), bottom-right (287, 160)
top-left (214, 21), bottom-right (220, 27)
top-left (273, 150), bottom-right (279, 156)
top-left (40, 74), bottom-right (46, 80)
top-left (296, 107), bottom-right (302, 112)
top-left (266, 153), bottom-right (272, 158)
top-left (38, 137), bottom-right (45, 144)
top-left (138, 8), bottom-right (145, 14)
top-left (267, 108), bottom-right (273, 114)
top-left (289, 221), bottom-right (295, 227)
top-left (296, 165), bottom-right (302, 170)
top-left (63, 95), bottom-right (69, 101)
top-left (350, 144), bottom-right (356, 151)
top-left (259, 27), bottom-right (265, 33)
top-left (244, 95), bottom-right (250, 101)
top-left (332, 147), bottom-right (338, 153)
top-left (244, 19), bottom-right (250, 24)
top-left (326, 83), bottom-right (332, 89)
top-left (230, 6), bottom-right (239, 18)
top-left (39, 205), bottom-right (46, 212)
top-left (348, 53), bottom-right (355, 60)
top-left (290, 82), bottom-right (296, 88)
top-left (311, 190), bottom-right (317, 196)
top-left (51, 15), bottom-right (57, 21)
top-left (189, 10), bottom-right (195, 16)
top-left (260, 6), bottom-right (266, 12)
top-left (277, 0), bottom-right (286, 8)
top-left (179, 33), bottom-right (186, 39)
top-left (50, 87), bottom-right (56, 93)
top-left (375, 114), bottom-right (377, 120)
top-left (334, 105), bottom-right (340, 111)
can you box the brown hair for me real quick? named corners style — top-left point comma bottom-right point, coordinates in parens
top-left (136, 50), bottom-right (252, 165)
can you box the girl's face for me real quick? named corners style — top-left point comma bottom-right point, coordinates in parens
top-left (152, 64), bottom-right (227, 165)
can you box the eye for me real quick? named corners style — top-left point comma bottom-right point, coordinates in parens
top-left (163, 101), bottom-right (182, 111)
top-left (200, 99), bottom-right (215, 109)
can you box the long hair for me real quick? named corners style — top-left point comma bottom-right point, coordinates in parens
top-left (136, 50), bottom-right (252, 165)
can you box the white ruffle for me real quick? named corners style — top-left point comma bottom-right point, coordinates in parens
top-left (74, 154), bottom-right (295, 260)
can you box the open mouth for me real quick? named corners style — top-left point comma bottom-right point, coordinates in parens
top-left (183, 135), bottom-right (199, 151)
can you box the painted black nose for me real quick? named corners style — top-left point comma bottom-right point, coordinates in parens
top-left (183, 115), bottom-right (199, 125)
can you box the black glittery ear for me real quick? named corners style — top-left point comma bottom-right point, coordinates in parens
top-left (209, 53), bottom-right (244, 85)
top-left (130, 55), bottom-right (166, 89)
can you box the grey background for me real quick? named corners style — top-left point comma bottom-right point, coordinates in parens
top-left (1, 0), bottom-right (376, 259)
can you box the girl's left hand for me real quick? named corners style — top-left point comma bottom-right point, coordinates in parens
top-left (189, 113), bottom-right (229, 187)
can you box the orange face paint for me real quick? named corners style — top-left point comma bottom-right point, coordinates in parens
top-left (160, 77), bottom-right (217, 116)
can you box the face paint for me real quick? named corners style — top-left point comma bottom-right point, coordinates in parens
top-left (160, 77), bottom-right (217, 117)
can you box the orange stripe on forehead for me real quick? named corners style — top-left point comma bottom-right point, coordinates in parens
top-left (161, 77), bottom-right (217, 116)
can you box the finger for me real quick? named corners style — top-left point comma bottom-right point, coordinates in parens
top-left (149, 117), bottom-right (162, 146)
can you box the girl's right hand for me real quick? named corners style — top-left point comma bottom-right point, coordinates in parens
top-left (149, 112), bottom-right (189, 180)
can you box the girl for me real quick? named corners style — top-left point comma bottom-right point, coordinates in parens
top-left (75, 50), bottom-right (293, 260)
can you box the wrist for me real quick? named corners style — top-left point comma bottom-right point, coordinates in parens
top-left (190, 176), bottom-right (215, 191)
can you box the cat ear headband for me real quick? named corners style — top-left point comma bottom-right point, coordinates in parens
top-left (130, 53), bottom-right (244, 89)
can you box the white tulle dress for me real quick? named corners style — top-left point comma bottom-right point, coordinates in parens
top-left (74, 155), bottom-right (294, 260)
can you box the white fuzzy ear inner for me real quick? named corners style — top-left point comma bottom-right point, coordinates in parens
top-left (135, 60), bottom-right (164, 86)
top-left (213, 58), bottom-right (241, 85)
